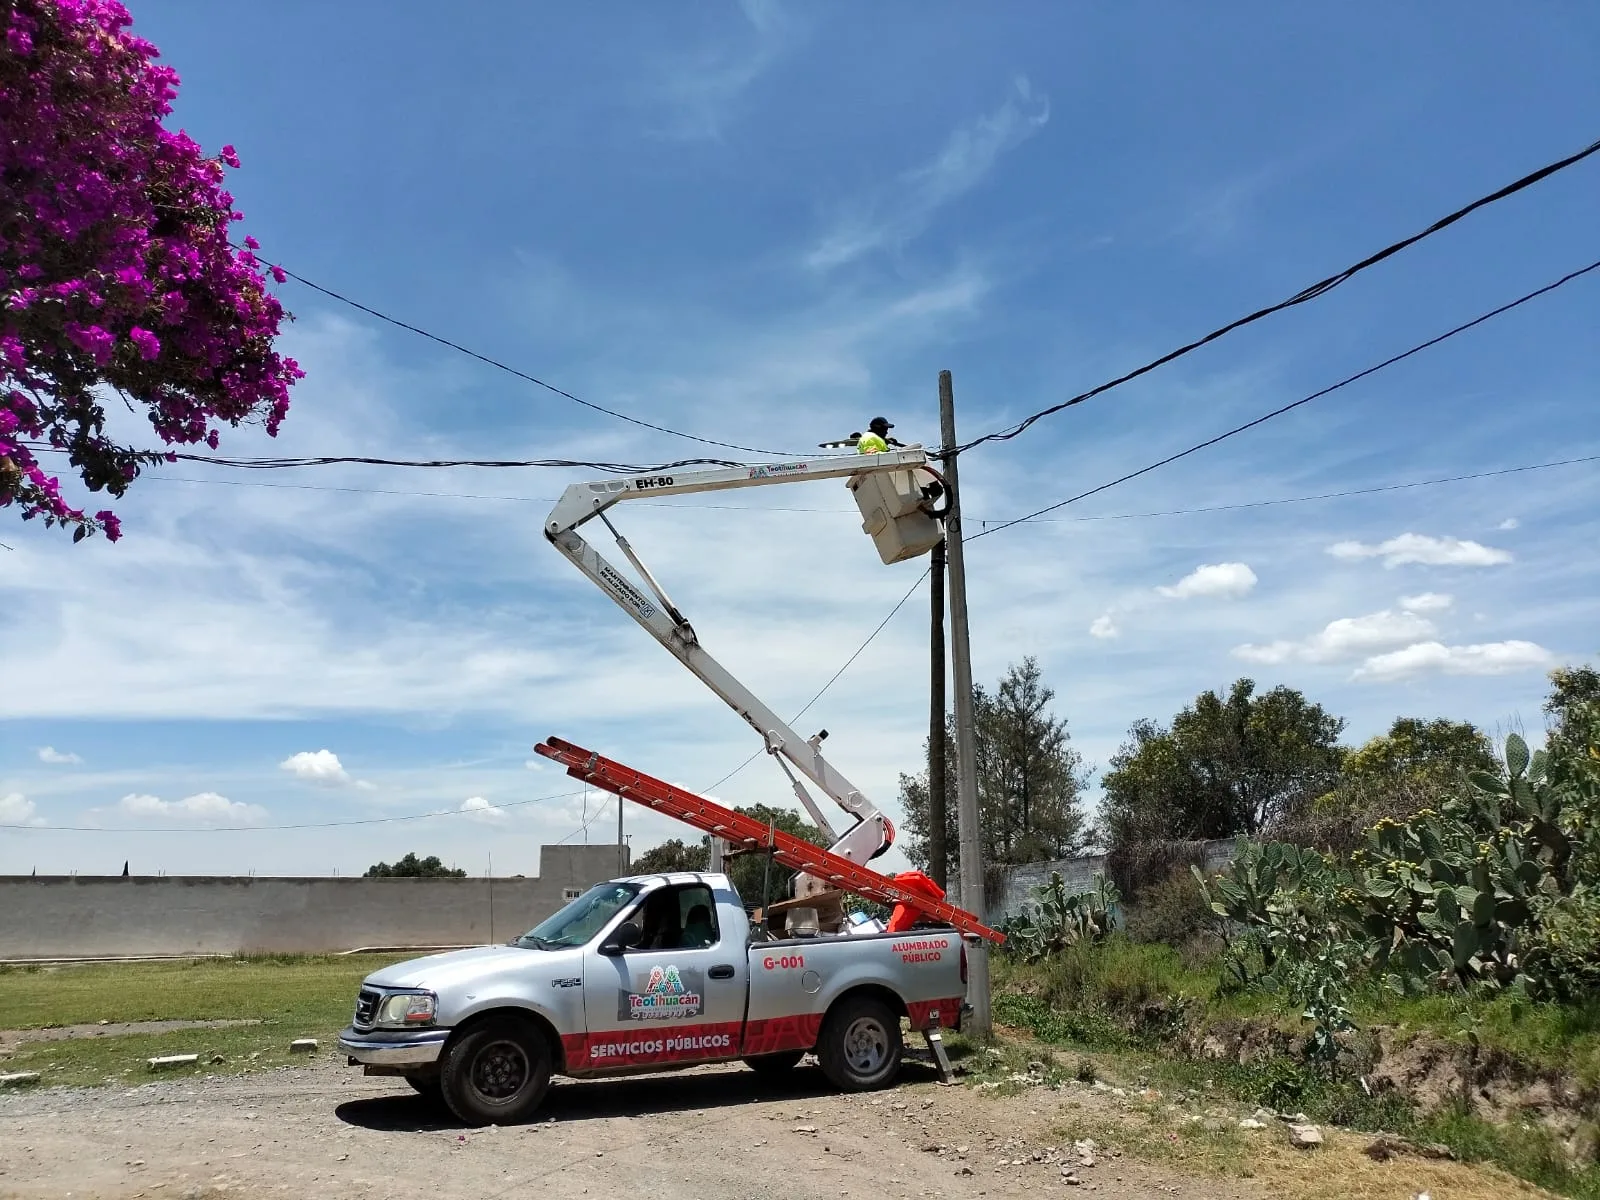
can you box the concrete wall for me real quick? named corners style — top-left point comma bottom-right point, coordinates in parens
top-left (946, 839), bottom-right (1237, 923)
top-left (0, 844), bottom-right (627, 960)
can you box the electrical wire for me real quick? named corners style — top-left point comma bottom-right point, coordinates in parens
top-left (699, 565), bottom-right (932, 795)
top-left (0, 788), bottom-right (586, 834)
top-left (142, 453), bottom-right (1600, 523)
top-left (978, 455), bottom-right (1599, 527)
top-left (18, 445), bottom-right (749, 475)
top-left (954, 135), bottom-right (1600, 455)
top-left (262, 258), bottom-right (806, 459)
top-left (969, 257), bottom-right (1600, 540)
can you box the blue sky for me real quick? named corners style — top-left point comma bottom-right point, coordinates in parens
top-left (2, 2), bottom-right (1597, 880)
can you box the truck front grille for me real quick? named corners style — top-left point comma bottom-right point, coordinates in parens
top-left (353, 988), bottom-right (380, 1030)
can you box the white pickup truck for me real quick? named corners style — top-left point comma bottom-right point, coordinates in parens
top-left (338, 871), bottom-right (968, 1125)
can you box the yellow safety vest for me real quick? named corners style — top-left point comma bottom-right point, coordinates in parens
top-left (857, 432), bottom-right (888, 454)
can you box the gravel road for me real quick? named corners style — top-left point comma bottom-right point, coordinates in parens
top-left (0, 1055), bottom-right (1267, 1200)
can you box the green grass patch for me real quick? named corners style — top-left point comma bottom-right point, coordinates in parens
top-left (0, 954), bottom-right (409, 1088)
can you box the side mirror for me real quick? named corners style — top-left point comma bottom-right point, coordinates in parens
top-left (600, 920), bottom-right (642, 956)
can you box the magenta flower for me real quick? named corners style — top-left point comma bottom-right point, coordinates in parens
top-left (0, 0), bottom-right (300, 544)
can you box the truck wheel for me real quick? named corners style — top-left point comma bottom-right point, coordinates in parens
top-left (818, 996), bottom-right (902, 1091)
top-left (439, 1019), bottom-right (551, 1126)
top-left (743, 1050), bottom-right (805, 1078)
top-left (405, 1074), bottom-right (443, 1104)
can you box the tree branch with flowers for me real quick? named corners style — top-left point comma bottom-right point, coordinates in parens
top-left (1, 0), bottom-right (301, 542)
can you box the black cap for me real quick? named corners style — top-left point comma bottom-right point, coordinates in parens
top-left (868, 416), bottom-right (893, 432)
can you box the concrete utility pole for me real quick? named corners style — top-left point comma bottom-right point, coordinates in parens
top-left (939, 369), bottom-right (991, 1039)
top-left (617, 793), bottom-right (626, 875)
top-left (928, 537), bottom-right (949, 891)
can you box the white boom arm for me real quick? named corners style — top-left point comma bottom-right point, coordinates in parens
top-left (544, 448), bottom-right (935, 868)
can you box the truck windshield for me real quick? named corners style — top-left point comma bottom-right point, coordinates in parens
top-left (514, 881), bottom-right (642, 949)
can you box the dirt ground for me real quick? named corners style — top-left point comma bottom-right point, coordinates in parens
top-left (0, 1052), bottom-right (1274, 1200)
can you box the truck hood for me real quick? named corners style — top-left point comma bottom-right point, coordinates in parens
top-left (364, 944), bottom-right (570, 990)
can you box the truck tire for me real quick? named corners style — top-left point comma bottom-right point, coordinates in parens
top-left (439, 1018), bottom-right (551, 1126)
top-left (743, 1050), bottom-right (805, 1078)
top-left (817, 995), bottom-right (902, 1091)
top-left (404, 1073), bottom-right (443, 1104)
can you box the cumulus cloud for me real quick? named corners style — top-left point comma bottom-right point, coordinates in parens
top-left (461, 796), bottom-right (506, 823)
top-left (280, 749), bottom-right (356, 786)
top-left (1327, 533), bottom-right (1511, 568)
top-left (1156, 562), bottom-right (1257, 600)
top-left (1089, 614), bottom-right (1119, 640)
top-left (118, 792), bottom-right (267, 825)
top-left (36, 746), bottom-right (82, 765)
top-left (1353, 640), bottom-right (1554, 682)
top-left (1234, 609), bottom-right (1435, 665)
top-left (0, 793), bottom-right (45, 827)
top-left (1399, 593), bottom-right (1454, 613)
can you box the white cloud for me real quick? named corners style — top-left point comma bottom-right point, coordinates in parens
top-left (1234, 609), bottom-right (1435, 665)
top-left (1353, 640), bottom-right (1554, 682)
top-left (36, 746), bottom-right (82, 765)
top-left (0, 793), bottom-right (45, 827)
top-left (1089, 614), bottom-right (1119, 640)
top-left (1327, 533), bottom-right (1512, 568)
top-left (460, 796), bottom-right (506, 823)
top-left (1498, 518), bottom-right (1520, 531)
top-left (280, 749), bottom-right (359, 787)
top-left (1398, 592), bottom-right (1454, 613)
top-left (117, 792), bottom-right (267, 825)
top-left (647, 0), bottom-right (796, 141)
top-left (1156, 562), bottom-right (1257, 600)
top-left (807, 76), bottom-right (1050, 271)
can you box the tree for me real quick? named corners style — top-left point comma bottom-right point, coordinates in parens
top-left (1101, 678), bottom-right (1345, 853)
top-left (364, 853), bottom-right (466, 879)
top-left (1545, 664), bottom-right (1600, 757)
top-left (1, 0), bottom-right (302, 541)
top-left (628, 804), bottom-right (827, 907)
top-left (631, 838), bottom-right (707, 875)
top-left (898, 658), bottom-right (1090, 875)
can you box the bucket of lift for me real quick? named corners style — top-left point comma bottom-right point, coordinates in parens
top-left (848, 464), bottom-right (944, 565)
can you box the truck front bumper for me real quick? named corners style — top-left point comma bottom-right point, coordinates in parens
top-left (337, 1026), bottom-right (449, 1068)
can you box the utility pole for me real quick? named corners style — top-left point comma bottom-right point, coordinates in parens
top-left (617, 793), bottom-right (626, 874)
top-left (928, 537), bottom-right (948, 891)
top-left (939, 369), bottom-right (991, 1039)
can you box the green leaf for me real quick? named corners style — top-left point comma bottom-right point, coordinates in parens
top-left (1472, 890), bottom-right (1497, 928)
top-left (1453, 923), bottom-right (1479, 970)
top-left (1366, 877), bottom-right (1400, 899)
top-left (1505, 733), bottom-right (1530, 779)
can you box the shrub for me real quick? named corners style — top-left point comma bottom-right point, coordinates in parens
top-left (1123, 868), bottom-right (1219, 948)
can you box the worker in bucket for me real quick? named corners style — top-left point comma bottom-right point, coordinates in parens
top-left (856, 416), bottom-right (903, 454)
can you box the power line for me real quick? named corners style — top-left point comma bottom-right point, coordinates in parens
top-left (970, 256), bottom-right (1600, 540)
top-left (699, 565), bottom-right (931, 795)
top-left (956, 135), bottom-right (1600, 455)
top-left (20, 444), bottom-right (749, 475)
top-left (145, 453), bottom-right (1600, 524)
top-left (265, 259), bottom-right (805, 459)
top-left (976, 455), bottom-right (1600, 527)
top-left (0, 788), bottom-right (585, 834)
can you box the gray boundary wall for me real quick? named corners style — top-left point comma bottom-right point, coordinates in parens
top-left (0, 844), bottom-right (626, 960)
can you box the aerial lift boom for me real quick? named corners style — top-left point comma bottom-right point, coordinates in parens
top-left (544, 448), bottom-right (943, 869)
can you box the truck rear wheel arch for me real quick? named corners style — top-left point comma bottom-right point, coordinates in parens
top-left (444, 1007), bottom-right (564, 1074)
top-left (824, 983), bottom-right (907, 1027)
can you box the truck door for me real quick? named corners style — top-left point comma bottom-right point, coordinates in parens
top-left (577, 881), bottom-right (748, 1071)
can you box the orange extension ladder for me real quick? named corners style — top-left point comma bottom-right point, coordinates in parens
top-left (535, 736), bottom-right (1004, 945)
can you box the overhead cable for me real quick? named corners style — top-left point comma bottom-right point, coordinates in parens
top-left (264, 259), bottom-right (805, 459)
top-left (955, 135), bottom-right (1600, 454)
top-left (970, 257), bottom-right (1600, 539)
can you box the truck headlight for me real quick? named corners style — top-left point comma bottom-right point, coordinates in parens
top-left (375, 991), bottom-right (437, 1028)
